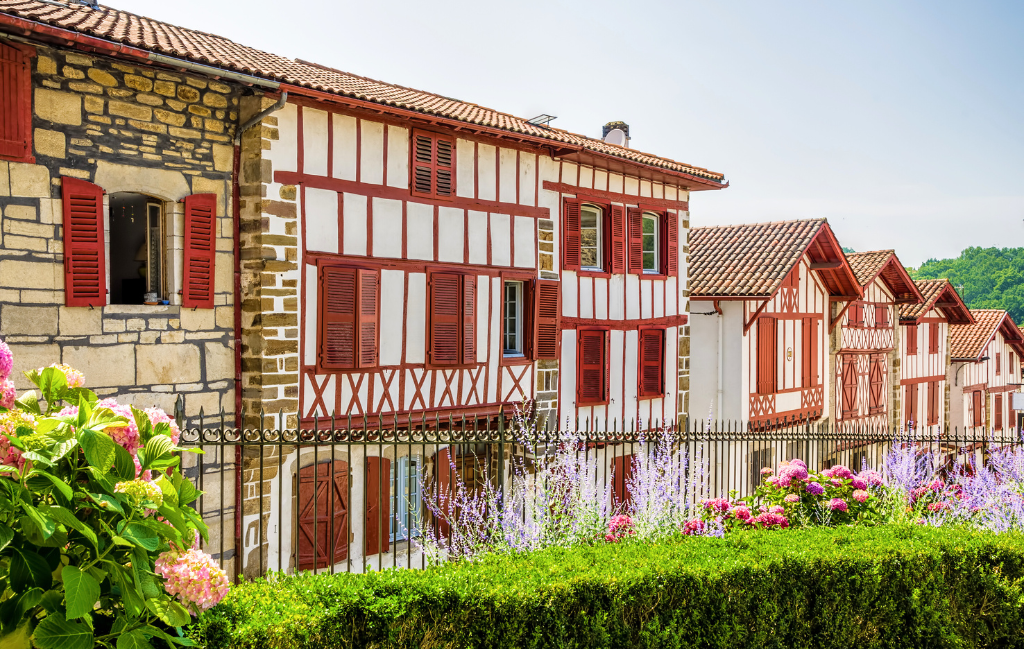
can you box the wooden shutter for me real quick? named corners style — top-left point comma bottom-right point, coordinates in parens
top-left (906, 383), bottom-right (918, 427)
top-left (461, 275), bottom-right (476, 364)
top-left (612, 453), bottom-right (634, 509)
top-left (411, 130), bottom-right (454, 199)
top-left (841, 356), bottom-right (857, 419)
top-left (182, 193), bottom-right (217, 309)
top-left (639, 329), bottom-right (664, 397)
top-left (320, 267), bottom-right (357, 369)
top-left (429, 272), bottom-right (461, 365)
top-left (906, 324), bottom-right (918, 354)
top-left (664, 212), bottom-right (678, 276)
top-left (868, 356), bottom-right (884, 414)
top-left (756, 317), bottom-right (777, 395)
top-left (62, 177), bottom-right (107, 307)
top-left (627, 208), bottom-right (643, 274)
top-left (927, 381), bottom-right (939, 426)
top-left (995, 394), bottom-right (1003, 430)
top-left (609, 205), bottom-right (626, 273)
top-left (297, 460), bottom-right (349, 570)
top-left (365, 456), bottom-right (391, 557)
top-left (563, 199), bottom-right (581, 271)
top-left (577, 330), bottom-right (606, 404)
top-left (801, 317), bottom-right (819, 388)
top-left (996, 353), bottom-right (1001, 376)
top-left (928, 323), bottom-right (939, 354)
top-left (357, 269), bottom-right (379, 368)
top-left (0, 43), bottom-right (31, 161)
top-left (972, 390), bottom-right (983, 427)
top-left (533, 279), bottom-right (560, 360)
top-left (875, 305), bottom-right (888, 328)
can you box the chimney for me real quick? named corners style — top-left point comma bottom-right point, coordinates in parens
top-left (602, 121), bottom-right (630, 148)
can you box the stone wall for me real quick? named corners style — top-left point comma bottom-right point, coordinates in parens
top-left (0, 43), bottom-right (242, 416)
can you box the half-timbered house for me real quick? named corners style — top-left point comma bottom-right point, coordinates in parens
top-left (840, 251), bottom-right (922, 429)
top-left (896, 279), bottom-right (973, 431)
top-left (948, 310), bottom-right (1024, 431)
top-left (688, 219), bottom-right (861, 428)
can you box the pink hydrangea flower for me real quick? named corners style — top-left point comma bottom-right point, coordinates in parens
top-left (858, 470), bottom-right (884, 487)
top-left (830, 478), bottom-right (843, 487)
top-left (732, 505), bottom-right (752, 520)
top-left (0, 410), bottom-right (34, 471)
top-left (682, 518), bottom-right (707, 536)
top-left (784, 493), bottom-right (800, 504)
top-left (852, 489), bottom-right (870, 503)
top-left (789, 459), bottom-right (807, 469)
top-left (828, 465), bottom-right (853, 480)
top-left (96, 398), bottom-right (141, 453)
top-left (829, 498), bottom-right (848, 512)
top-left (805, 482), bottom-right (825, 496)
top-left (41, 363), bottom-right (84, 389)
top-left (0, 339), bottom-right (12, 382)
top-left (605, 514), bottom-right (635, 542)
top-left (910, 486), bottom-right (929, 503)
top-left (850, 477), bottom-right (867, 490)
top-left (760, 467), bottom-right (774, 477)
top-left (702, 497), bottom-right (731, 513)
top-left (0, 380), bottom-right (15, 410)
top-left (752, 512), bottom-right (788, 528)
top-left (768, 505), bottom-right (785, 515)
top-left (145, 407), bottom-right (181, 445)
top-left (927, 502), bottom-right (947, 513)
top-left (154, 544), bottom-right (230, 612)
top-left (928, 479), bottom-right (945, 492)
top-left (778, 461), bottom-right (808, 485)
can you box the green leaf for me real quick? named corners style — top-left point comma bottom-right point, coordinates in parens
top-left (116, 630), bottom-right (153, 649)
top-left (154, 475), bottom-right (178, 507)
top-left (20, 452), bottom-right (53, 468)
top-left (140, 625), bottom-right (195, 646)
top-left (38, 590), bottom-right (63, 615)
top-left (145, 598), bottom-right (191, 628)
top-left (31, 613), bottom-right (91, 649)
top-left (37, 368), bottom-right (68, 409)
top-left (108, 566), bottom-right (144, 620)
top-left (113, 445), bottom-right (137, 481)
top-left (78, 430), bottom-right (116, 475)
top-left (34, 419), bottom-right (59, 435)
top-left (30, 472), bottom-right (73, 502)
top-left (0, 620), bottom-right (32, 649)
top-left (15, 390), bottom-right (41, 416)
top-left (0, 525), bottom-right (13, 552)
top-left (120, 523), bottom-right (159, 551)
top-left (132, 407), bottom-right (152, 441)
top-left (86, 492), bottom-right (123, 515)
top-left (62, 567), bottom-right (100, 621)
top-left (19, 506), bottom-right (55, 541)
top-left (41, 507), bottom-right (97, 551)
top-left (10, 548), bottom-right (52, 592)
top-left (143, 436), bottom-right (175, 468)
top-left (176, 478), bottom-right (199, 507)
top-left (48, 438), bottom-right (77, 463)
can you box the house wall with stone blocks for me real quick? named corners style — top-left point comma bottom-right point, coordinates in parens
top-left (0, 42), bottom-right (242, 416)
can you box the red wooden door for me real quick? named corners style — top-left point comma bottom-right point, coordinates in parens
top-left (972, 391), bottom-right (983, 428)
top-left (612, 453), bottom-right (634, 509)
top-left (365, 457), bottom-right (390, 556)
top-left (297, 460), bottom-right (349, 570)
top-left (995, 394), bottom-right (1003, 430)
top-left (868, 356), bottom-right (884, 414)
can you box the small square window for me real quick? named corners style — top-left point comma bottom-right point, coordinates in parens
top-left (580, 205), bottom-right (603, 271)
top-left (503, 281), bottom-right (524, 357)
top-left (642, 213), bottom-right (659, 273)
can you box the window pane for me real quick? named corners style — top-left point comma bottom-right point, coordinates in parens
top-left (504, 282), bottom-right (522, 354)
top-left (642, 215), bottom-right (658, 271)
top-left (580, 206), bottom-right (602, 269)
top-left (642, 216), bottom-right (655, 234)
top-left (643, 252), bottom-right (655, 269)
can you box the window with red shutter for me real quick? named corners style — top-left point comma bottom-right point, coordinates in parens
top-left (638, 329), bottom-right (665, 398)
top-left (297, 460), bottom-right (349, 570)
top-left (906, 324), bottom-right (918, 355)
top-left (927, 381), bottom-right (939, 426)
top-left (848, 302), bottom-right (864, 327)
top-left (995, 394), bottom-right (1003, 430)
top-left (996, 352), bottom-right (1001, 376)
top-left (563, 199), bottom-right (582, 271)
top-left (841, 356), bottom-right (858, 419)
top-left (428, 272), bottom-right (477, 366)
top-left (533, 279), bottom-right (560, 360)
top-left (182, 193), bottom-right (217, 309)
top-left (868, 355), bottom-right (885, 415)
top-left (756, 317), bottom-right (777, 395)
top-left (906, 383), bottom-right (918, 428)
top-left (612, 453), bottom-right (634, 508)
top-left (577, 330), bottom-right (607, 405)
top-left (627, 208), bottom-right (643, 274)
top-left (663, 212), bottom-right (678, 276)
top-left (365, 456), bottom-right (390, 557)
top-left (62, 177), bottom-right (107, 307)
top-left (318, 266), bottom-right (379, 371)
top-left (928, 323), bottom-right (939, 354)
top-left (0, 42), bottom-right (32, 162)
top-left (972, 390), bottom-right (983, 427)
top-left (410, 130), bottom-right (454, 199)
top-left (875, 305), bottom-right (889, 328)
top-left (609, 205), bottom-right (626, 273)
top-left (801, 317), bottom-right (819, 388)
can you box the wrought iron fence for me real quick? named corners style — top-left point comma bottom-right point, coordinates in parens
top-left (171, 402), bottom-right (1023, 582)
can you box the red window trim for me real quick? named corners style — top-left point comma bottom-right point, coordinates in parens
top-left (0, 41), bottom-right (35, 164)
top-left (409, 128), bottom-right (455, 201)
top-left (576, 327), bottom-right (609, 406)
top-left (315, 262), bottom-right (380, 373)
top-left (637, 327), bottom-right (665, 399)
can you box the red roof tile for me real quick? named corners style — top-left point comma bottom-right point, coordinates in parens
top-left (0, 0), bottom-right (725, 184)
top-left (949, 309), bottom-right (1023, 360)
top-left (689, 218), bottom-right (861, 299)
top-left (845, 250), bottom-right (922, 303)
top-left (898, 279), bottom-right (973, 324)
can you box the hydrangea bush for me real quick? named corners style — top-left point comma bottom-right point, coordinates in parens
top-left (0, 337), bottom-right (228, 649)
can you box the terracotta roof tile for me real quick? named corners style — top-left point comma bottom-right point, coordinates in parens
top-left (949, 309), bottom-right (1018, 360)
top-left (899, 279), bottom-right (949, 320)
top-left (0, 0), bottom-right (725, 183)
top-left (845, 250), bottom-right (922, 303)
top-left (846, 250), bottom-right (894, 287)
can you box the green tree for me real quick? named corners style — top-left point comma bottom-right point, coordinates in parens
top-left (908, 247), bottom-right (1024, 324)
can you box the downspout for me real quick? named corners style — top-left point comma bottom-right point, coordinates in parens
top-left (232, 91), bottom-right (288, 582)
top-left (716, 300), bottom-right (723, 422)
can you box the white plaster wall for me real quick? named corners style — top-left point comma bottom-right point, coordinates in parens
top-left (489, 213), bottom-right (510, 266)
top-left (371, 197), bottom-right (402, 258)
top-left (270, 103), bottom-right (298, 173)
top-left (405, 273), bottom-right (427, 363)
top-left (380, 269), bottom-right (405, 366)
top-left (406, 202), bottom-right (434, 261)
top-left (689, 307), bottom-right (720, 421)
top-left (513, 215), bottom-right (535, 268)
top-left (467, 210), bottom-right (487, 265)
top-left (332, 114), bottom-right (357, 181)
top-left (455, 139), bottom-right (475, 199)
top-left (438, 207), bottom-right (464, 263)
top-left (342, 193), bottom-right (367, 256)
top-left (305, 187), bottom-right (338, 254)
top-left (303, 108), bottom-right (329, 176)
top-left (386, 125), bottom-right (409, 189)
top-left (359, 121), bottom-right (384, 185)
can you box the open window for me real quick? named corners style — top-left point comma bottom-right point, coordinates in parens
top-left (109, 193), bottom-right (165, 305)
top-left (502, 278), bottom-right (561, 361)
top-left (503, 280), bottom-right (526, 358)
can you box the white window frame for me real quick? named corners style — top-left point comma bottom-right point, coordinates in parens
top-left (104, 193), bottom-right (182, 306)
top-left (580, 204), bottom-right (603, 272)
top-left (390, 455), bottom-right (422, 542)
top-left (642, 212), bottom-right (659, 274)
top-left (503, 280), bottom-right (524, 357)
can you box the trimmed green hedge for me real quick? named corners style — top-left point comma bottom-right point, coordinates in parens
top-left (192, 527), bottom-right (1024, 649)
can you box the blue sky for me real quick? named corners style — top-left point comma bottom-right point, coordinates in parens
top-left (118, 0), bottom-right (1024, 267)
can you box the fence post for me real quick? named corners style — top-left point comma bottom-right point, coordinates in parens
top-left (173, 394), bottom-right (185, 431)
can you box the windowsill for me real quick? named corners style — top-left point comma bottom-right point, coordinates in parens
top-left (104, 304), bottom-right (181, 315)
top-left (639, 272), bottom-right (668, 280)
top-left (501, 354), bottom-right (533, 366)
top-left (577, 269), bottom-right (611, 278)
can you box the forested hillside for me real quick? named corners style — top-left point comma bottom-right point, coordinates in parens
top-left (908, 248), bottom-right (1024, 324)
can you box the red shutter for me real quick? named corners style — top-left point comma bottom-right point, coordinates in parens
top-left (907, 324), bottom-right (918, 355)
top-left (365, 456), bottom-right (390, 557)
top-left (928, 323), bottom-right (939, 354)
top-left (996, 353), bottom-right (1001, 376)
top-left (563, 199), bottom-right (581, 271)
top-left (182, 193), bottom-right (217, 309)
top-left (639, 329), bottom-right (664, 397)
top-left (320, 267), bottom-right (357, 370)
top-left (297, 460), bottom-right (349, 570)
top-left (841, 356), bottom-right (857, 419)
top-left (434, 448), bottom-right (454, 542)
top-left (972, 390), bottom-right (983, 427)
top-left (609, 205), bottom-right (626, 273)
top-left (429, 272), bottom-right (461, 365)
top-left (411, 130), bottom-right (454, 199)
top-left (875, 305), bottom-right (888, 328)
top-left (0, 43), bottom-right (31, 161)
top-left (995, 394), bottom-right (1003, 430)
top-left (534, 279), bottom-right (560, 360)
top-left (906, 383), bottom-right (918, 428)
top-left (577, 330), bottom-right (606, 405)
top-left (357, 269), bottom-right (379, 368)
top-left (664, 212), bottom-right (678, 276)
top-left (868, 356), bottom-right (884, 414)
top-left (927, 381), bottom-right (939, 426)
top-left (62, 177), bottom-right (107, 307)
top-left (612, 453), bottom-right (634, 509)
top-left (756, 317), bottom-right (777, 395)
top-left (627, 208), bottom-right (643, 274)
top-left (461, 275), bottom-right (476, 364)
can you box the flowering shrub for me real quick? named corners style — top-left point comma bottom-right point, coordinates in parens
top-left (0, 338), bottom-right (225, 649)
